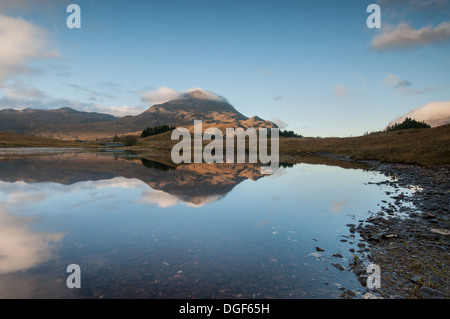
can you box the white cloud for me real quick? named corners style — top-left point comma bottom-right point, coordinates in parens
top-left (141, 87), bottom-right (227, 106)
top-left (378, 0), bottom-right (448, 10)
top-left (372, 22), bottom-right (450, 50)
top-left (0, 204), bottom-right (64, 275)
top-left (140, 86), bottom-right (181, 105)
top-left (0, 14), bottom-right (60, 82)
top-left (0, 91), bottom-right (146, 117)
top-left (0, 0), bottom-right (63, 12)
top-left (184, 88), bottom-right (227, 102)
top-left (386, 101), bottom-right (450, 128)
top-left (139, 187), bottom-right (221, 208)
top-left (88, 104), bottom-right (147, 117)
top-left (3, 85), bottom-right (48, 101)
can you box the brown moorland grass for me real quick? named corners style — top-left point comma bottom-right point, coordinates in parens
top-left (2, 124), bottom-right (449, 167)
top-left (137, 125), bottom-right (450, 167)
top-left (0, 131), bottom-right (86, 148)
top-left (279, 124), bottom-right (450, 167)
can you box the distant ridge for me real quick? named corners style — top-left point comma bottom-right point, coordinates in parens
top-left (0, 107), bottom-right (117, 134)
top-left (0, 89), bottom-right (277, 140)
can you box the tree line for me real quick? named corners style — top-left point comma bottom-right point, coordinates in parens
top-left (385, 117), bottom-right (431, 132)
top-left (141, 124), bottom-right (176, 138)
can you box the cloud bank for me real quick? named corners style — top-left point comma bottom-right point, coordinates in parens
top-left (386, 101), bottom-right (450, 128)
top-left (372, 22), bottom-right (450, 50)
top-left (0, 14), bottom-right (60, 83)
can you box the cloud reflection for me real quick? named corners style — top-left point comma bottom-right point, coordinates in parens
top-left (0, 204), bottom-right (64, 275)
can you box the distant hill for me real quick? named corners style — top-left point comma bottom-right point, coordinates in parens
top-left (0, 107), bottom-right (117, 133)
top-left (0, 90), bottom-right (276, 140)
top-left (0, 131), bottom-right (79, 147)
top-left (386, 101), bottom-right (450, 129)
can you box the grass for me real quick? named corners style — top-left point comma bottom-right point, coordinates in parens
top-left (279, 124), bottom-right (450, 167)
top-left (2, 124), bottom-right (449, 167)
top-left (0, 132), bottom-right (82, 148)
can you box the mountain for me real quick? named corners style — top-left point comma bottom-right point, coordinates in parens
top-left (386, 101), bottom-right (450, 129)
top-left (0, 107), bottom-right (116, 127)
top-left (0, 90), bottom-right (276, 140)
top-left (0, 107), bottom-right (117, 136)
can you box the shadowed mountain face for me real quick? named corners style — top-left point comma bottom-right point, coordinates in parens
top-left (0, 108), bottom-right (117, 134)
top-left (0, 152), bottom-right (265, 207)
top-left (0, 90), bottom-right (276, 140)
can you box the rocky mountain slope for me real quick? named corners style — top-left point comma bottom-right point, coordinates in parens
top-left (0, 90), bottom-right (276, 140)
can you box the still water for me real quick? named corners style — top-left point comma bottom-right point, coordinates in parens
top-left (0, 149), bottom-right (410, 298)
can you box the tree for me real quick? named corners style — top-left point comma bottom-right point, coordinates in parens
top-left (123, 135), bottom-right (138, 146)
top-left (141, 124), bottom-right (176, 138)
top-left (279, 130), bottom-right (302, 138)
top-left (386, 117), bottom-right (431, 132)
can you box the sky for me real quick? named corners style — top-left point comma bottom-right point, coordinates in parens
top-left (0, 0), bottom-right (449, 137)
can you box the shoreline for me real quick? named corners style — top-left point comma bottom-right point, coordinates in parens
top-left (348, 160), bottom-right (449, 299)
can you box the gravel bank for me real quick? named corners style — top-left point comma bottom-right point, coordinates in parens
top-left (351, 162), bottom-right (449, 299)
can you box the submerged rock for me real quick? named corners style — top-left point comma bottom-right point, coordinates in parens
top-left (331, 263), bottom-right (345, 271)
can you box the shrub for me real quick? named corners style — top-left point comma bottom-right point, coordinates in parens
top-left (122, 135), bottom-right (138, 146)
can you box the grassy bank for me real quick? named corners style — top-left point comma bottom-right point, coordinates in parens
top-left (2, 124), bottom-right (449, 167)
top-left (0, 132), bottom-right (92, 148)
top-left (279, 124), bottom-right (450, 167)
top-left (137, 124), bottom-right (450, 167)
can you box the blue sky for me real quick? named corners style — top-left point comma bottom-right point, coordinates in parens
top-left (0, 0), bottom-right (449, 137)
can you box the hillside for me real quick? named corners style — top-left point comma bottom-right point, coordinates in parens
top-left (132, 124), bottom-right (450, 167)
top-left (0, 132), bottom-right (80, 148)
top-left (0, 107), bottom-right (117, 133)
top-left (280, 124), bottom-right (450, 167)
top-left (0, 90), bottom-right (276, 140)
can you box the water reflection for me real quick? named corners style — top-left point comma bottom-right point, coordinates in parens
top-left (0, 204), bottom-right (64, 275)
top-left (0, 153), bottom-right (264, 207)
top-left (0, 150), bottom-right (409, 298)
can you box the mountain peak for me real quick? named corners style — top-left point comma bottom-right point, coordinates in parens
top-left (178, 89), bottom-right (226, 102)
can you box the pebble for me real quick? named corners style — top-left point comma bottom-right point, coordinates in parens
top-left (362, 292), bottom-right (379, 299)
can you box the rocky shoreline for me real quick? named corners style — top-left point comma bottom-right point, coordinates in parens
top-left (347, 161), bottom-right (449, 299)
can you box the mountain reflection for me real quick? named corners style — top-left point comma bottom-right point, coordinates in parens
top-left (0, 152), bottom-right (267, 207)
